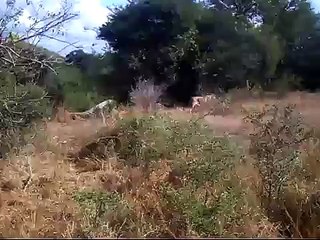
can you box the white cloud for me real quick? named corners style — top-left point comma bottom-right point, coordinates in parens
top-left (0, 0), bottom-right (110, 55)
top-left (19, 8), bottom-right (33, 27)
top-left (311, 0), bottom-right (320, 13)
top-left (40, 0), bottom-right (110, 55)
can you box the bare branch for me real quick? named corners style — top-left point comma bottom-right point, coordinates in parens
top-left (15, 12), bottom-right (78, 43)
top-left (0, 0), bottom-right (80, 157)
top-left (40, 34), bottom-right (81, 50)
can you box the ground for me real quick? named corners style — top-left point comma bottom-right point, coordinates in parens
top-left (1, 91), bottom-right (320, 237)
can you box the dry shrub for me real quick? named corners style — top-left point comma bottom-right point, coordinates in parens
top-left (283, 132), bottom-right (320, 238)
top-left (129, 79), bottom-right (164, 112)
top-left (73, 165), bottom-right (268, 237)
top-left (8, 103), bottom-right (318, 237)
top-left (0, 148), bottom-right (85, 237)
top-left (0, 108), bottom-right (282, 238)
top-left (0, 126), bottom-right (128, 238)
top-left (243, 103), bottom-right (320, 237)
top-left (72, 160), bottom-right (274, 237)
top-left (245, 104), bottom-right (310, 202)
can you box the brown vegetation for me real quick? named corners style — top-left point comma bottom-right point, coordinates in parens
top-left (2, 91), bottom-right (320, 237)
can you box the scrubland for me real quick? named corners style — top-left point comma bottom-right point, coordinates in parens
top-left (1, 91), bottom-right (320, 238)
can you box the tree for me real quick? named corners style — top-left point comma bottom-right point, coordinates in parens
top-left (195, 5), bottom-right (256, 90)
top-left (98, 0), bottom-right (202, 104)
top-left (285, 15), bottom-right (320, 90)
top-left (96, 0), bottom-right (320, 104)
top-left (0, 0), bottom-right (77, 157)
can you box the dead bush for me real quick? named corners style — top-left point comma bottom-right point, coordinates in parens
top-left (243, 104), bottom-right (320, 237)
top-left (129, 79), bottom-right (164, 112)
top-left (244, 104), bottom-right (310, 203)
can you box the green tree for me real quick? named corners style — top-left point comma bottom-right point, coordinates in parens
top-left (285, 15), bottom-right (320, 90)
top-left (98, 0), bottom-right (202, 103)
top-left (96, 0), bottom-right (320, 103)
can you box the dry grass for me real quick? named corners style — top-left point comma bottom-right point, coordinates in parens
top-left (0, 151), bottom-right (82, 237)
top-left (2, 91), bottom-right (320, 237)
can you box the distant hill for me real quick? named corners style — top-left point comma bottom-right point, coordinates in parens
top-left (15, 40), bottom-right (63, 60)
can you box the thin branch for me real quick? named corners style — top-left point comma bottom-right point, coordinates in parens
top-left (40, 34), bottom-right (81, 54)
top-left (15, 13), bottom-right (77, 43)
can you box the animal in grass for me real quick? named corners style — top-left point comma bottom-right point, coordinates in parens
top-left (190, 94), bottom-right (217, 113)
top-left (72, 99), bottom-right (117, 126)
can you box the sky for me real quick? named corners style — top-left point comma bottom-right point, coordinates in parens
top-left (313, 0), bottom-right (320, 11)
top-left (1, 0), bottom-right (319, 56)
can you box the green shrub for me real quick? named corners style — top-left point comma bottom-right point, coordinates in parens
top-left (73, 113), bottom-right (270, 237)
top-left (55, 64), bottom-right (106, 112)
top-left (244, 104), bottom-right (311, 204)
top-left (115, 114), bottom-right (236, 183)
top-left (73, 190), bottom-right (134, 237)
top-left (0, 79), bottom-right (49, 157)
top-left (64, 91), bottom-right (104, 112)
top-left (160, 181), bottom-right (255, 237)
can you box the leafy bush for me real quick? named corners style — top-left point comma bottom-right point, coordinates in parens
top-left (73, 191), bottom-right (133, 236)
top-left (114, 114), bottom-right (236, 182)
top-left (64, 91), bottom-right (103, 112)
top-left (160, 182), bottom-right (252, 237)
top-left (0, 78), bottom-right (49, 157)
top-left (0, 0), bottom-right (76, 158)
top-left (55, 64), bottom-right (105, 112)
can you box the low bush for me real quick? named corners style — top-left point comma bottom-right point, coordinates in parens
top-left (0, 81), bottom-right (50, 158)
top-left (72, 113), bottom-right (268, 237)
top-left (244, 103), bottom-right (320, 237)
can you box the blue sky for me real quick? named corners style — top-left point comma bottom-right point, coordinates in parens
top-left (102, 0), bottom-right (126, 6)
top-left (1, 0), bottom-right (318, 56)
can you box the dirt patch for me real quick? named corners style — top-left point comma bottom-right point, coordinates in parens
top-left (204, 115), bottom-right (245, 134)
top-left (45, 118), bottom-right (107, 154)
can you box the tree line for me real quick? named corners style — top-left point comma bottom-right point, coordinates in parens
top-left (62, 0), bottom-right (320, 106)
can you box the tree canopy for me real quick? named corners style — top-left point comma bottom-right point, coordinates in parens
top-left (61, 0), bottom-right (320, 104)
